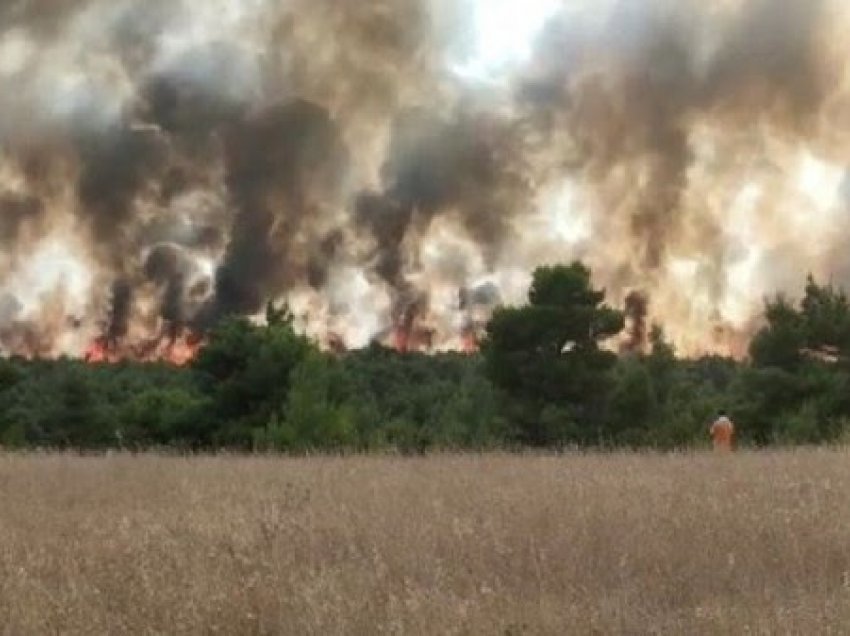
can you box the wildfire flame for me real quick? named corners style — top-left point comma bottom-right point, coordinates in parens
top-left (83, 337), bottom-right (114, 365)
top-left (461, 327), bottom-right (480, 354)
top-left (390, 322), bottom-right (437, 354)
top-left (393, 325), bottom-right (411, 354)
top-left (83, 330), bottom-right (204, 366)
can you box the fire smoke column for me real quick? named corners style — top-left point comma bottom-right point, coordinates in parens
top-left (622, 291), bottom-right (649, 355)
top-left (1, 0), bottom-right (849, 357)
top-left (85, 280), bottom-right (132, 363)
top-left (143, 243), bottom-right (194, 342)
top-left (353, 109), bottom-right (531, 347)
top-left (202, 100), bottom-right (348, 325)
top-left (459, 282), bottom-right (502, 353)
top-left (514, 0), bottom-right (840, 346)
top-left (106, 280), bottom-right (133, 346)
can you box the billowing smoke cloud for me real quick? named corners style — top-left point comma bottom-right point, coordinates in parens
top-left (521, 0), bottom-right (836, 274)
top-left (0, 0), bottom-right (848, 358)
top-left (354, 108), bottom-right (529, 336)
top-left (0, 192), bottom-right (44, 247)
top-left (205, 99), bottom-right (348, 323)
top-left (144, 243), bottom-right (191, 330)
top-left (105, 279), bottom-right (133, 344)
top-left (76, 125), bottom-right (168, 266)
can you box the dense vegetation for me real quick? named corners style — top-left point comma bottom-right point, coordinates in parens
top-left (2, 264), bottom-right (850, 451)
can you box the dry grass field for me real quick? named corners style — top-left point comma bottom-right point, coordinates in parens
top-left (1, 450), bottom-right (849, 635)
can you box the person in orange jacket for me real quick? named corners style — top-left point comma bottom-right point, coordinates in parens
top-left (710, 410), bottom-right (735, 451)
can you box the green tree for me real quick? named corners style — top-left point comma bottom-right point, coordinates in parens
top-left (750, 295), bottom-right (805, 370)
top-left (745, 276), bottom-right (850, 444)
top-left (647, 325), bottom-right (676, 404)
top-left (117, 387), bottom-right (209, 448)
top-left (751, 278), bottom-right (850, 370)
top-left (607, 358), bottom-right (657, 444)
top-left (0, 358), bottom-right (22, 393)
top-left (192, 305), bottom-right (312, 447)
top-left (483, 262), bottom-right (624, 445)
top-left (275, 351), bottom-right (356, 451)
top-left (800, 276), bottom-right (850, 352)
top-left (48, 367), bottom-right (111, 447)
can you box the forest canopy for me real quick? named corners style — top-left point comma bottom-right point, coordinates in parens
top-left (1, 264), bottom-right (849, 451)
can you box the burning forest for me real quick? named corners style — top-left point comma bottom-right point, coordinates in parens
top-left (1, 0), bottom-right (850, 361)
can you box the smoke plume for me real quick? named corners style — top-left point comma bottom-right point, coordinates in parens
top-left (0, 0), bottom-right (848, 358)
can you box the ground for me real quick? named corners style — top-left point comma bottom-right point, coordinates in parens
top-left (1, 450), bottom-right (849, 634)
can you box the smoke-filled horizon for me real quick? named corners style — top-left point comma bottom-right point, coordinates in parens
top-left (1, 0), bottom-right (849, 358)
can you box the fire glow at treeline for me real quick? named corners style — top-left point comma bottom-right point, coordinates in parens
top-left (1, 0), bottom-right (850, 361)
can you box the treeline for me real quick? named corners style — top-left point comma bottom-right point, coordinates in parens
top-left (1, 263), bottom-right (850, 451)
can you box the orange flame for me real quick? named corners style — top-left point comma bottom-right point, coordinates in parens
top-left (461, 328), bottom-right (479, 354)
top-left (83, 330), bottom-right (204, 366)
top-left (393, 326), bottom-right (411, 353)
top-left (162, 334), bottom-right (203, 366)
top-left (83, 337), bottom-right (112, 364)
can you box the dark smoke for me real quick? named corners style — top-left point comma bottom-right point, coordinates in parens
top-left (622, 291), bottom-right (649, 354)
top-left (0, 193), bottom-right (44, 245)
top-left (522, 0), bottom-right (834, 278)
top-left (0, 0), bottom-right (84, 36)
top-left (0, 0), bottom-right (845, 357)
top-left (0, 294), bottom-right (23, 327)
top-left (106, 280), bottom-right (133, 344)
top-left (354, 193), bottom-right (409, 292)
top-left (76, 124), bottom-right (167, 267)
top-left (143, 243), bottom-right (196, 334)
top-left (140, 54), bottom-right (250, 147)
top-left (306, 230), bottom-right (346, 290)
top-left (459, 282), bottom-right (501, 310)
top-left (355, 109), bottom-right (529, 324)
top-left (203, 99), bottom-right (348, 322)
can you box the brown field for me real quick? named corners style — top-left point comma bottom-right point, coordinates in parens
top-left (1, 450), bottom-right (849, 635)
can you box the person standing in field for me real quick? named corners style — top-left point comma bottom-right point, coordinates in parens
top-left (710, 410), bottom-right (735, 451)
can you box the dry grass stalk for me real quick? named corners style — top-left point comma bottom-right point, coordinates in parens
top-left (1, 450), bottom-right (848, 634)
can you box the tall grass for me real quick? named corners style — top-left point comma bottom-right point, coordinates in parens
top-left (1, 449), bottom-right (848, 634)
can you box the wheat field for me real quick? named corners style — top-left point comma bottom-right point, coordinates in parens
top-left (1, 450), bottom-right (849, 635)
